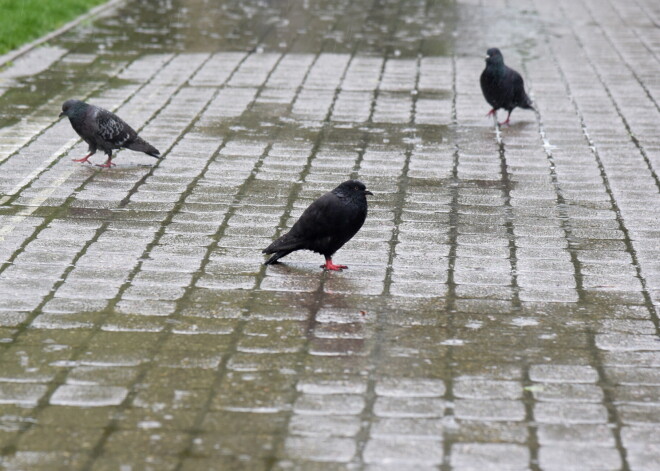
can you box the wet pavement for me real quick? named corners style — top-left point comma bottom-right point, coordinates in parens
top-left (0, 0), bottom-right (659, 469)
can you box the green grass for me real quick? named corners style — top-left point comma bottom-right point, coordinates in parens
top-left (0, 0), bottom-right (108, 56)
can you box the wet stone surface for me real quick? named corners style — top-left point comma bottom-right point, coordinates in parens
top-left (0, 0), bottom-right (659, 469)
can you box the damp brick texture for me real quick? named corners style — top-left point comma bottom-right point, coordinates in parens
top-left (0, 0), bottom-right (659, 469)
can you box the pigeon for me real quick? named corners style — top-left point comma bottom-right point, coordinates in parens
top-left (263, 180), bottom-right (373, 271)
top-left (480, 48), bottom-right (534, 126)
top-left (59, 99), bottom-right (161, 167)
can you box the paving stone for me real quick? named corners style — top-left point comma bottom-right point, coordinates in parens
top-left (538, 445), bottom-right (622, 471)
top-left (49, 385), bottom-right (128, 407)
top-left (450, 443), bottom-right (530, 470)
top-left (363, 437), bottom-right (443, 465)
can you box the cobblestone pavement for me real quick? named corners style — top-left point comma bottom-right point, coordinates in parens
top-left (0, 0), bottom-right (659, 469)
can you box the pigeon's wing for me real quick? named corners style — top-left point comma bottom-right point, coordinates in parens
top-left (263, 192), bottom-right (346, 253)
top-left (507, 68), bottom-right (533, 109)
top-left (94, 108), bottom-right (138, 149)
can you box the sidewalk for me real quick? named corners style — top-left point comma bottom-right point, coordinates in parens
top-left (0, 0), bottom-right (658, 469)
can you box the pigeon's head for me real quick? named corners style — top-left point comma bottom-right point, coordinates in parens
top-left (334, 180), bottom-right (373, 199)
top-left (485, 48), bottom-right (504, 66)
top-left (59, 99), bottom-right (86, 118)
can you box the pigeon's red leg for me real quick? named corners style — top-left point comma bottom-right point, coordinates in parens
top-left (96, 157), bottom-right (116, 168)
top-left (486, 109), bottom-right (496, 117)
top-left (499, 111), bottom-right (512, 126)
top-left (73, 152), bottom-right (94, 164)
top-left (321, 258), bottom-right (348, 271)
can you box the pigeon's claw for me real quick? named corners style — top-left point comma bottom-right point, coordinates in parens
top-left (73, 152), bottom-right (94, 164)
top-left (498, 111), bottom-right (512, 126)
top-left (322, 258), bottom-right (348, 271)
top-left (96, 159), bottom-right (116, 168)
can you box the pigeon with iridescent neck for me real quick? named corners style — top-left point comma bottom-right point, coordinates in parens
top-left (59, 99), bottom-right (161, 168)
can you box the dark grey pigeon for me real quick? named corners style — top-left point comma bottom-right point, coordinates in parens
top-left (480, 48), bottom-right (534, 126)
top-left (263, 180), bottom-right (373, 271)
top-left (59, 99), bottom-right (161, 167)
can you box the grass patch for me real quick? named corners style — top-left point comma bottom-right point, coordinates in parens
top-left (0, 0), bottom-right (108, 56)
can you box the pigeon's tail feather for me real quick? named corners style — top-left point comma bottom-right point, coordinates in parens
top-left (520, 93), bottom-right (534, 110)
top-left (263, 249), bottom-right (293, 265)
top-left (128, 137), bottom-right (161, 159)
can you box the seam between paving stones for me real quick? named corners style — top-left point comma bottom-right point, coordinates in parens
top-left (570, 0), bottom-right (660, 193)
top-left (495, 125), bottom-right (522, 310)
top-left (440, 52), bottom-right (459, 471)
top-left (0, 51), bottom-right (220, 459)
top-left (545, 0), bottom-right (660, 336)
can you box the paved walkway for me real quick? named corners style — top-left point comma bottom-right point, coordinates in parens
top-left (0, 0), bottom-right (659, 469)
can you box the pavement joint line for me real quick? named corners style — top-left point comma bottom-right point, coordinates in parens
top-left (0, 214), bottom-right (112, 458)
top-left (440, 52), bottom-right (459, 471)
top-left (497, 120), bottom-right (522, 310)
top-left (548, 0), bottom-right (660, 335)
top-left (125, 19), bottom-right (348, 469)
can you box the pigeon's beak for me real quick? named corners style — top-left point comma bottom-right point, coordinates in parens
top-left (58, 112), bottom-right (65, 118)
top-left (364, 190), bottom-right (373, 196)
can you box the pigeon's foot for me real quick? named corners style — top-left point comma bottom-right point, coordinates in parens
top-left (96, 159), bottom-right (116, 168)
top-left (498, 111), bottom-right (512, 126)
top-left (321, 258), bottom-right (348, 271)
top-left (73, 153), bottom-right (93, 164)
top-left (486, 109), bottom-right (496, 117)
